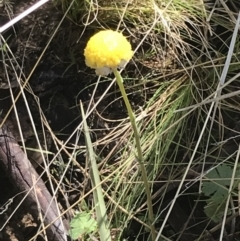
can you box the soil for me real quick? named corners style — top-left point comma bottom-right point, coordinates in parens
top-left (1, 1), bottom-right (240, 241)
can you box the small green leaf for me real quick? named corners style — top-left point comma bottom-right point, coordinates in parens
top-left (204, 197), bottom-right (229, 223)
top-left (69, 212), bottom-right (97, 240)
top-left (202, 164), bottom-right (240, 222)
top-left (202, 164), bottom-right (233, 198)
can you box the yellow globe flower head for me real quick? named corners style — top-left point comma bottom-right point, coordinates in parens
top-left (84, 30), bottom-right (133, 76)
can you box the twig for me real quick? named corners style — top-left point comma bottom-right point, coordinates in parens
top-left (0, 0), bottom-right (50, 33)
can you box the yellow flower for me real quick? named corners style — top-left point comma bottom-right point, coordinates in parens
top-left (84, 30), bottom-right (133, 76)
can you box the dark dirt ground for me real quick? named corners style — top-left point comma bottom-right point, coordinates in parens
top-left (1, 1), bottom-right (240, 241)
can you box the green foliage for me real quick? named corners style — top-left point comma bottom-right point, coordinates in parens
top-left (69, 212), bottom-right (98, 240)
top-left (202, 164), bottom-right (239, 222)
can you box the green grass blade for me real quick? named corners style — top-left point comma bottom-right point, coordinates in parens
top-left (80, 102), bottom-right (111, 241)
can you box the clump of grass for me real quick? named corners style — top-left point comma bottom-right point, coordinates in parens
top-left (98, 74), bottom-right (194, 238)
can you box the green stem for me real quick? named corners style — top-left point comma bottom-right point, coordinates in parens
top-left (113, 69), bottom-right (156, 241)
